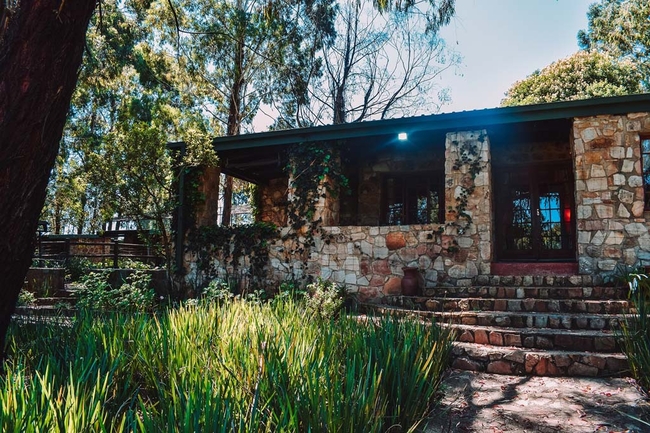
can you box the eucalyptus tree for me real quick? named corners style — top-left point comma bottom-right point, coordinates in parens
top-left (146, 0), bottom-right (336, 223)
top-left (578, 0), bottom-right (650, 87)
top-left (273, 0), bottom-right (458, 127)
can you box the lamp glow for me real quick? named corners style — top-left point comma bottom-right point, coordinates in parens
top-left (398, 132), bottom-right (408, 141)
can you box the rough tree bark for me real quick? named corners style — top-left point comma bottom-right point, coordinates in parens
top-left (0, 0), bottom-right (96, 359)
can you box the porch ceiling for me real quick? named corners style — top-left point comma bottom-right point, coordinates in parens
top-left (178, 94), bottom-right (650, 184)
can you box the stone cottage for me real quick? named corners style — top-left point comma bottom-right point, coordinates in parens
top-left (177, 94), bottom-right (650, 297)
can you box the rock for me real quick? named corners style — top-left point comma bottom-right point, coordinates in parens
top-left (487, 361), bottom-right (513, 375)
top-left (568, 362), bottom-right (599, 377)
top-left (452, 357), bottom-right (483, 371)
top-left (385, 232), bottom-right (406, 250)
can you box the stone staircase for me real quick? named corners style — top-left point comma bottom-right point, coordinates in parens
top-left (15, 285), bottom-right (78, 319)
top-left (360, 274), bottom-right (633, 377)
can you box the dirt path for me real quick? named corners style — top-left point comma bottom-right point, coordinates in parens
top-left (424, 370), bottom-right (650, 433)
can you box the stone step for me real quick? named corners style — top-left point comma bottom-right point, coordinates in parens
top-left (53, 288), bottom-right (79, 298)
top-left (472, 274), bottom-right (606, 287)
top-left (14, 305), bottom-right (76, 317)
top-left (421, 285), bottom-right (628, 300)
top-left (387, 296), bottom-right (631, 314)
top-left (448, 324), bottom-right (619, 353)
top-left (451, 342), bottom-right (629, 377)
top-left (35, 296), bottom-right (77, 307)
top-left (365, 304), bottom-right (624, 331)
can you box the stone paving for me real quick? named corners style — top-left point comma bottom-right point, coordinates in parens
top-left (424, 370), bottom-right (650, 433)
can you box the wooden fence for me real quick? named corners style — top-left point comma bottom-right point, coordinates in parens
top-left (35, 238), bottom-right (163, 267)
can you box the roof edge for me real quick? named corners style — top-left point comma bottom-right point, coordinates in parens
top-left (206, 93), bottom-right (650, 151)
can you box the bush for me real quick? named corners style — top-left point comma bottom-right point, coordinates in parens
top-left (305, 277), bottom-right (345, 319)
top-left (76, 270), bottom-right (155, 313)
top-left (16, 289), bottom-right (36, 307)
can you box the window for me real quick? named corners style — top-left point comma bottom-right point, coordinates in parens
top-left (643, 137), bottom-right (650, 210)
top-left (382, 173), bottom-right (444, 225)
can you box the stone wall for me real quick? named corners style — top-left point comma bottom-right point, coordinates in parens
top-left (573, 112), bottom-right (650, 274)
top-left (267, 224), bottom-right (446, 301)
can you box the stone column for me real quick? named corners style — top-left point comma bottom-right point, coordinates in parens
top-left (258, 177), bottom-right (288, 227)
top-left (194, 166), bottom-right (221, 227)
top-left (443, 130), bottom-right (493, 285)
top-left (573, 113), bottom-right (650, 275)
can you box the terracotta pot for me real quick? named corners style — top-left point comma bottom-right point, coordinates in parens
top-left (401, 266), bottom-right (420, 296)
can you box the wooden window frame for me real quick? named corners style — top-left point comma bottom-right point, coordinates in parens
top-left (380, 171), bottom-right (444, 226)
top-left (642, 137), bottom-right (650, 210)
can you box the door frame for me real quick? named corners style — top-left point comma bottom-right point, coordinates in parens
top-left (494, 162), bottom-right (576, 262)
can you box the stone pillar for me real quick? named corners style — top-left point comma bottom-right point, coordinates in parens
top-left (258, 177), bottom-right (288, 227)
top-left (194, 166), bottom-right (221, 227)
top-left (573, 113), bottom-right (650, 274)
top-left (313, 176), bottom-right (340, 226)
top-left (443, 130), bottom-right (493, 284)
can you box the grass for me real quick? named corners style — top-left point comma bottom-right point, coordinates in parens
top-left (619, 273), bottom-right (650, 394)
top-left (1, 299), bottom-right (452, 432)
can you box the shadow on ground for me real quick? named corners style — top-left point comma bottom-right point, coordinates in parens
top-left (424, 370), bottom-right (650, 432)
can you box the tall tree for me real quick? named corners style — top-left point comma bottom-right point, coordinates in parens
top-left (148, 0), bottom-right (336, 224)
top-left (501, 51), bottom-right (644, 107)
top-left (275, 0), bottom-right (458, 127)
top-left (0, 0), bottom-right (96, 359)
top-left (578, 0), bottom-right (650, 86)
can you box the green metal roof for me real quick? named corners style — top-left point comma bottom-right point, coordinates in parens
top-left (211, 93), bottom-right (650, 152)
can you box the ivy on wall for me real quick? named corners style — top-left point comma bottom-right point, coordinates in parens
top-left (280, 141), bottom-right (349, 280)
top-left (447, 133), bottom-right (485, 235)
top-left (187, 222), bottom-right (278, 289)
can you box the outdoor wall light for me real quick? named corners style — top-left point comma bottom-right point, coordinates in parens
top-left (398, 132), bottom-right (408, 141)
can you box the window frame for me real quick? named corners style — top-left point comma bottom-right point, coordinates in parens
top-left (642, 137), bottom-right (650, 210)
top-left (380, 171), bottom-right (445, 226)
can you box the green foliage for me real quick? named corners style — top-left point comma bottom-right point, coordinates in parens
top-left (501, 51), bottom-right (644, 106)
top-left (619, 272), bottom-right (650, 393)
top-left (76, 270), bottom-right (156, 313)
top-left (65, 257), bottom-right (94, 282)
top-left (16, 290), bottom-right (36, 307)
top-left (188, 222), bottom-right (278, 289)
top-left (200, 279), bottom-right (235, 303)
top-left (305, 277), bottom-right (345, 319)
top-left (2, 301), bottom-right (452, 431)
top-left (578, 0), bottom-right (650, 86)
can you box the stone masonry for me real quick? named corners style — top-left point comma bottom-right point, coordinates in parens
top-left (189, 112), bottom-right (650, 300)
top-left (573, 112), bottom-right (650, 274)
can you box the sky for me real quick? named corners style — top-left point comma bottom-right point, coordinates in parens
top-left (437, 0), bottom-right (594, 113)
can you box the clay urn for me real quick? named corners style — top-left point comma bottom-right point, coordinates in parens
top-left (401, 266), bottom-right (420, 296)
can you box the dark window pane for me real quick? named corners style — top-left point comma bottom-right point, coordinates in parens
top-left (383, 173), bottom-right (443, 225)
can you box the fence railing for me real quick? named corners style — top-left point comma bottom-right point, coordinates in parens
top-left (35, 238), bottom-right (164, 268)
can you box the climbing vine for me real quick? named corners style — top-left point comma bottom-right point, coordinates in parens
top-left (447, 133), bottom-right (485, 235)
top-left (187, 222), bottom-right (278, 290)
top-left (282, 141), bottom-right (349, 280)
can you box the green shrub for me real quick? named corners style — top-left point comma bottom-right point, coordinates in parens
top-left (76, 270), bottom-right (155, 313)
top-left (16, 289), bottom-right (36, 307)
top-left (1, 301), bottom-right (452, 432)
top-left (65, 257), bottom-right (94, 282)
top-left (305, 277), bottom-right (345, 319)
top-left (201, 279), bottom-right (234, 303)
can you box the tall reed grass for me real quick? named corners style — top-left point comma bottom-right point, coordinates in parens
top-left (1, 300), bottom-right (452, 432)
top-left (619, 273), bottom-right (650, 393)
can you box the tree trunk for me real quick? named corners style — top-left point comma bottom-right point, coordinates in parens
top-left (0, 0), bottom-right (96, 360)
